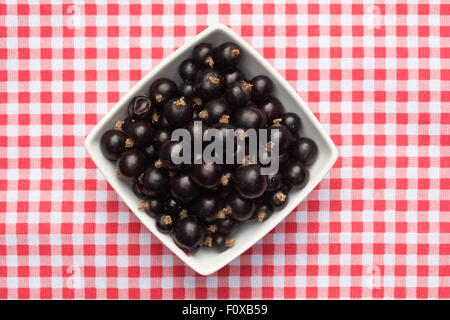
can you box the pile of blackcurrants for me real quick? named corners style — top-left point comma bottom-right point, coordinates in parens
top-left (99, 42), bottom-right (318, 254)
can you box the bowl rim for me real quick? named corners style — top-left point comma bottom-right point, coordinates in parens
top-left (84, 24), bottom-right (339, 276)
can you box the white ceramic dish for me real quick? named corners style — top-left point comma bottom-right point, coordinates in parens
top-left (84, 24), bottom-right (338, 276)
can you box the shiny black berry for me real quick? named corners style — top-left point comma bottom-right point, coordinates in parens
top-left (291, 137), bottom-right (318, 166)
top-left (117, 149), bottom-right (146, 178)
top-left (128, 96), bottom-right (154, 120)
top-left (216, 216), bottom-right (237, 234)
top-left (195, 69), bottom-right (225, 101)
top-left (125, 121), bottom-right (154, 147)
top-left (198, 99), bottom-right (231, 124)
top-left (163, 97), bottom-right (193, 127)
top-left (120, 117), bottom-right (135, 132)
top-left (153, 127), bottom-right (171, 147)
top-left (279, 150), bottom-right (292, 168)
top-left (225, 192), bottom-right (255, 222)
top-left (231, 106), bottom-right (266, 129)
top-left (192, 43), bottom-right (215, 68)
top-left (100, 129), bottom-right (129, 161)
top-left (179, 58), bottom-right (199, 82)
top-left (206, 122), bottom-right (236, 151)
top-left (251, 75), bottom-right (273, 104)
top-left (268, 122), bottom-right (292, 151)
top-left (177, 82), bottom-right (195, 101)
top-left (185, 121), bottom-right (208, 147)
top-left (138, 196), bottom-right (164, 218)
top-left (173, 216), bottom-right (206, 253)
top-left (164, 196), bottom-right (182, 217)
top-left (149, 78), bottom-right (177, 109)
top-left (132, 181), bottom-right (145, 199)
top-left (214, 42), bottom-right (241, 70)
top-left (283, 160), bottom-right (309, 189)
top-left (266, 171), bottom-right (282, 191)
top-left (170, 172), bottom-right (198, 203)
top-left (232, 164), bottom-right (267, 199)
top-left (158, 140), bottom-right (185, 170)
top-left (190, 194), bottom-right (222, 222)
top-left (212, 233), bottom-right (235, 252)
top-left (190, 162), bottom-right (223, 189)
top-left (258, 97), bottom-right (285, 124)
top-left (223, 68), bottom-right (245, 87)
top-left (225, 80), bottom-right (253, 107)
top-left (281, 112), bottom-right (302, 133)
top-left (141, 143), bottom-right (158, 160)
top-left (142, 166), bottom-right (170, 197)
top-left (264, 190), bottom-right (288, 210)
top-left (254, 203), bottom-right (273, 222)
top-left (156, 214), bottom-right (174, 234)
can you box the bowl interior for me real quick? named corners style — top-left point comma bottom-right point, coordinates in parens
top-left (85, 25), bottom-right (338, 275)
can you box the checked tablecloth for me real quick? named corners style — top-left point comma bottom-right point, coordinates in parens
top-left (0, 1), bottom-right (449, 299)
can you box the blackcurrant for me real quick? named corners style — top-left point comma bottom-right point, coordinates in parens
top-left (291, 137), bottom-right (318, 166)
top-left (198, 99), bottom-right (231, 124)
top-left (190, 194), bottom-right (222, 223)
top-left (177, 81), bottom-right (195, 101)
top-left (157, 114), bottom-right (171, 128)
top-left (279, 150), bottom-right (291, 168)
top-left (119, 117), bottom-right (135, 132)
top-left (214, 42), bottom-right (242, 70)
top-left (258, 97), bottom-right (285, 124)
top-left (232, 164), bottom-right (267, 199)
top-left (125, 121), bottom-right (154, 147)
top-left (117, 149), bottom-right (146, 178)
top-left (254, 203), bottom-right (273, 222)
top-left (281, 112), bottom-right (302, 133)
top-left (138, 196), bottom-right (165, 218)
top-left (225, 80), bottom-right (253, 107)
top-left (132, 181), bottom-right (145, 199)
top-left (100, 129), bottom-right (130, 161)
top-left (141, 143), bottom-right (158, 160)
top-left (149, 78), bottom-right (177, 109)
top-left (206, 122), bottom-right (237, 159)
top-left (268, 122), bottom-right (292, 151)
top-left (190, 162), bottom-right (223, 189)
top-left (264, 190), bottom-right (288, 210)
top-left (170, 172), bottom-right (198, 203)
top-left (158, 140), bottom-right (185, 170)
top-left (282, 160), bottom-right (309, 189)
top-left (142, 166), bottom-right (170, 197)
top-left (251, 75), bottom-right (273, 104)
top-left (156, 214), bottom-right (174, 234)
top-left (195, 69), bottom-right (225, 101)
top-left (164, 196), bottom-right (182, 217)
top-left (266, 171), bottom-right (282, 191)
top-left (212, 233), bottom-right (235, 252)
top-left (178, 58), bottom-right (199, 82)
top-left (153, 127), bottom-right (171, 147)
top-left (192, 43), bottom-right (215, 68)
top-left (231, 105), bottom-right (266, 129)
top-left (163, 97), bottom-right (193, 127)
top-left (223, 68), bottom-right (245, 87)
top-left (185, 121), bottom-right (208, 147)
top-left (127, 96), bottom-right (154, 120)
top-left (216, 216), bottom-right (237, 234)
top-left (173, 216), bottom-right (206, 253)
top-left (225, 192), bottom-right (255, 222)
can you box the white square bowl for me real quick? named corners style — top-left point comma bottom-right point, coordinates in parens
top-left (84, 24), bottom-right (338, 276)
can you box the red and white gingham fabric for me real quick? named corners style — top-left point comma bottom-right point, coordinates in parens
top-left (0, 1), bottom-right (449, 299)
